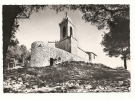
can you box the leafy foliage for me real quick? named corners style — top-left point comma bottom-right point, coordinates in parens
top-left (101, 18), bottom-right (130, 56)
top-left (101, 17), bottom-right (130, 69)
top-left (5, 38), bottom-right (31, 68)
top-left (81, 5), bottom-right (129, 30)
top-left (20, 45), bottom-right (31, 67)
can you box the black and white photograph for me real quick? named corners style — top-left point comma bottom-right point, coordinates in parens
top-left (2, 4), bottom-right (132, 94)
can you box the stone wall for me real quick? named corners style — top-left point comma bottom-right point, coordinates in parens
top-left (55, 38), bottom-right (71, 53)
top-left (77, 47), bottom-right (89, 61)
top-left (30, 41), bottom-right (89, 67)
top-left (71, 37), bottom-right (78, 56)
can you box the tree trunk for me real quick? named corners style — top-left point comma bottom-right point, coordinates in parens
top-left (124, 55), bottom-right (127, 69)
top-left (3, 5), bottom-right (21, 68)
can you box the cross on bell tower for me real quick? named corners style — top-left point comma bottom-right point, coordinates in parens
top-left (65, 12), bottom-right (68, 18)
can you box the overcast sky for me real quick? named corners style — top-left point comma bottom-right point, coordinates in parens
top-left (16, 8), bottom-right (130, 70)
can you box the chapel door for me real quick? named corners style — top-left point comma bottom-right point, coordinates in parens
top-left (50, 58), bottom-right (54, 66)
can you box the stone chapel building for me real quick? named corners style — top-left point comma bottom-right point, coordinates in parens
top-left (30, 13), bottom-right (97, 67)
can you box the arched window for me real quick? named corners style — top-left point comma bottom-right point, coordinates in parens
top-left (70, 27), bottom-right (73, 36)
top-left (63, 26), bottom-right (66, 38)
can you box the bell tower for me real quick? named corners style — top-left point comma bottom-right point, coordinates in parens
top-left (57, 12), bottom-right (78, 55)
top-left (59, 12), bottom-right (75, 41)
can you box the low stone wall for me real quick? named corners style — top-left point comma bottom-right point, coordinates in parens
top-left (30, 41), bottom-right (89, 67)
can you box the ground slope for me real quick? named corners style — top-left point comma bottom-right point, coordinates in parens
top-left (3, 61), bottom-right (130, 93)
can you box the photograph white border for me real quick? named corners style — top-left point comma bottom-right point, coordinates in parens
top-left (0, 0), bottom-right (135, 100)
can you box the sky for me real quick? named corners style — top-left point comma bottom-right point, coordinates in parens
top-left (16, 8), bottom-right (130, 70)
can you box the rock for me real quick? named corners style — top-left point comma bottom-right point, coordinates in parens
top-left (24, 82), bottom-right (29, 86)
top-left (11, 80), bottom-right (16, 85)
top-left (90, 85), bottom-right (96, 89)
top-left (94, 88), bottom-right (100, 92)
top-left (105, 85), bottom-right (112, 90)
top-left (128, 87), bottom-right (131, 91)
top-left (32, 85), bottom-right (38, 89)
top-left (35, 87), bottom-right (49, 93)
top-left (61, 87), bottom-right (67, 93)
top-left (69, 89), bottom-right (77, 93)
top-left (38, 82), bottom-right (46, 88)
top-left (85, 85), bottom-right (92, 90)
top-left (69, 82), bottom-right (74, 87)
top-left (49, 89), bottom-right (57, 93)
top-left (123, 89), bottom-right (129, 92)
top-left (17, 77), bottom-right (23, 82)
top-left (82, 90), bottom-right (89, 93)
top-left (55, 86), bottom-right (62, 90)
top-left (104, 86), bottom-right (108, 90)
top-left (118, 81), bottom-right (123, 86)
top-left (77, 80), bottom-right (83, 85)
top-left (25, 82), bottom-right (31, 88)
top-left (75, 83), bottom-right (80, 88)
top-left (3, 81), bottom-right (12, 89)
top-left (98, 86), bottom-right (104, 90)
top-left (77, 89), bottom-right (84, 92)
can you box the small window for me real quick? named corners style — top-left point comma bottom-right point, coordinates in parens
top-left (70, 26), bottom-right (73, 36)
top-left (63, 26), bottom-right (66, 38)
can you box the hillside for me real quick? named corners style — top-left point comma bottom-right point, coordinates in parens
top-left (3, 61), bottom-right (130, 93)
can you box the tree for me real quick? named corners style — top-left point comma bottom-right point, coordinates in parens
top-left (20, 45), bottom-right (31, 67)
top-left (5, 42), bottom-right (21, 68)
top-left (5, 43), bottom-right (31, 68)
top-left (9, 34), bottom-right (19, 46)
top-left (4, 30), bottom-right (21, 68)
top-left (4, 33), bottom-right (32, 68)
top-left (101, 17), bottom-right (130, 69)
top-left (81, 5), bottom-right (129, 30)
top-left (81, 5), bottom-right (130, 69)
top-left (3, 5), bottom-right (22, 67)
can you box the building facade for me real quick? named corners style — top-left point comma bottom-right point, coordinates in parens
top-left (30, 14), bottom-right (97, 67)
